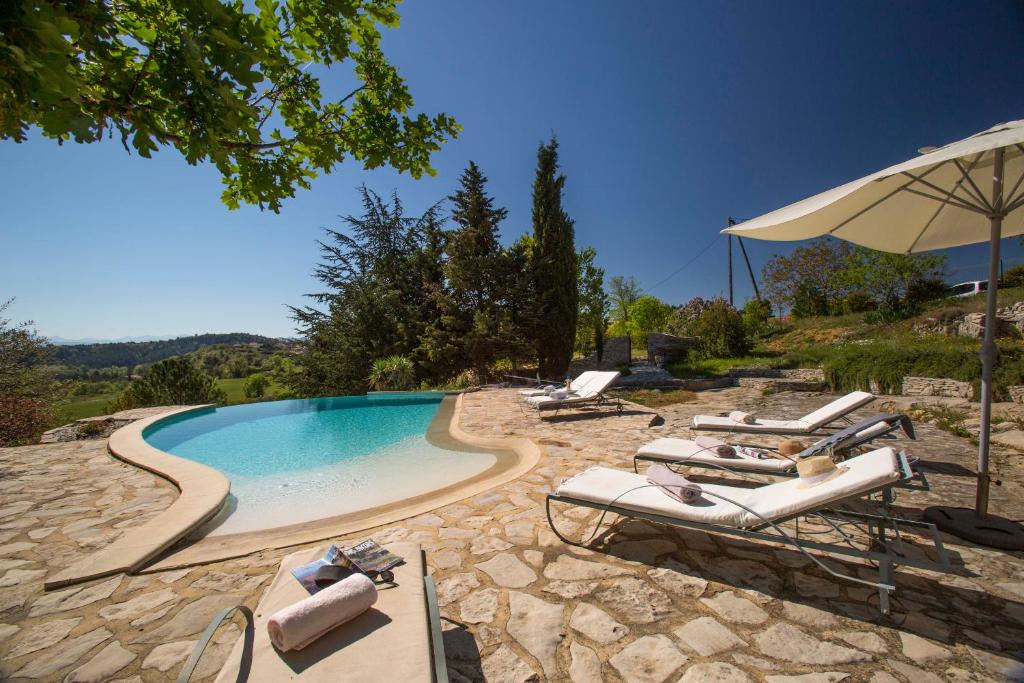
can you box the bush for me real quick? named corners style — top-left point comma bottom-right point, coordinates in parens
top-left (243, 374), bottom-right (270, 399)
top-left (690, 299), bottom-right (751, 359)
top-left (0, 395), bottom-right (51, 446)
top-left (741, 299), bottom-right (773, 339)
top-left (791, 281), bottom-right (829, 319)
top-left (368, 355), bottom-right (416, 391)
top-left (1004, 264), bottom-right (1024, 288)
top-left (842, 291), bottom-right (876, 314)
top-left (109, 357), bottom-right (227, 410)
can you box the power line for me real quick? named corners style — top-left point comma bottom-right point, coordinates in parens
top-left (644, 233), bottom-right (725, 294)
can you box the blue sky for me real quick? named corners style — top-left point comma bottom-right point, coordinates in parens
top-left (2, 1), bottom-right (1024, 339)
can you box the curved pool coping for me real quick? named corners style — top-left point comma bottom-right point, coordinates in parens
top-left (47, 392), bottom-right (542, 584)
top-left (45, 404), bottom-right (230, 589)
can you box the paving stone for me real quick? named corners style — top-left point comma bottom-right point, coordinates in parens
top-left (133, 594), bottom-right (244, 642)
top-left (569, 603), bottom-right (629, 644)
top-left (481, 644), bottom-right (539, 682)
top-left (407, 513), bottom-right (445, 527)
top-left (470, 536), bottom-right (514, 555)
top-left (968, 646), bottom-right (1024, 681)
top-left (0, 558), bottom-right (31, 572)
top-left (609, 634), bottom-right (687, 683)
top-left (764, 674), bottom-right (849, 683)
top-left (189, 571), bottom-right (268, 593)
top-left (460, 588), bottom-right (498, 624)
top-left (506, 592), bottom-right (564, 678)
top-left (11, 627), bottom-right (111, 679)
top-left (542, 580), bottom-right (598, 599)
top-left (130, 603), bottom-right (174, 628)
top-left (569, 641), bottom-right (602, 683)
top-left (963, 628), bottom-right (1001, 650)
top-left (5, 617), bottom-right (81, 659)
top-left (899, 611), bottom-right (951, 642)
top-left (793, 572), bottom-right (840, 598)
top-left (732, 653), bottom-right (779, 670)
top-left (98, 588), bottom-right (176, 621)
top-left (754, 623), bottom-right (871, 665)
top-left (542, 555), bottom-right (631, 580)
top-left (522, 550), bottom-right (543, 566)
top-left (28, 575), bottom-right (123, 616)
top-left (0, 542), bottom-right (37, 556)
top-left (898, 631), bottom-right (951, 665)
top-left (0, 622), bottom-right (20, 639)
top-left (713, 558), bottom-right (783, 596)
top-left (63, 640), bottom-right (136, 683)
top-left (700, 591), bottom-right (768, 624)
top-left (679, 662), bottom-right (754, 682)
top-left (782, 601), bottom-right (840, 628)
top-left (27, 527), bottom-right (56, 540)
top-left (608, 538), bottom-right (678, 564)
top-left (836, 630), bottom-right (887, 654)
top-left (943, 668), bottom-right (999, 683)
top-left (597, 577), bottom-right (675, 624)
top-left (0, 568), bottom-right (46, 587)
top-left (439, 527), bottom-right (478, 539)
top-left (435, 572), bottom-right (480, 606)
top-left (674, 616), bottom-right (746, 656)
top-left (141, 640), bottom-right (194, 672)
top-left (431, 550), bottom-right (462, 570)
top-left (647, 559), bottom-right (708, 597)
top-left (475, 553), bottom-right (537, 588)
top-left (887, 661), bottom-right (943, 683)
top-left (155, 568), bottom-right (193, 584)
top-left (867, 673), bottom-right (900, 683)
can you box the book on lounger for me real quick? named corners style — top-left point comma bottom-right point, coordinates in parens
top-left (290, 545), bottom-right (350, 595)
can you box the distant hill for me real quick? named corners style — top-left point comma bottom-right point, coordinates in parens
top-left (50, 334), bottom-right (187, 345)
top-left (50, 333), bottom-right (295, 369)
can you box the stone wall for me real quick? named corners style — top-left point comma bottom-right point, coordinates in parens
top-left (900, 376), bottom-right (974, 399)
top-left (646, 333), bottom-right (695, 366)
top-left (728, 367), bottom-right (826, 382)
top-left (915, 301), bottom-right (1024, 339)
top-left (568, 335), bottom-right (631, 375)
top-left (1008, 386), bottom-right (1024, 404)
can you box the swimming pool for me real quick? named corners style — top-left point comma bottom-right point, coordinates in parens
top-left (143, 393), bottom-right (498, 535)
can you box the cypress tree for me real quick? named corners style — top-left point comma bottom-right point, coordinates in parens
top-left (531, 136), bottom-right (578, 378)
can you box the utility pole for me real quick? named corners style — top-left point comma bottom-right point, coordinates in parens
top-left (727, 227), bottom-right (734, 306)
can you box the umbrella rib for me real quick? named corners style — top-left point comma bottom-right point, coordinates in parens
top-left (900, 171), bottom-right (989, 213)
top-left (900, 186), bottom-right (988, 214)
top-left (906, 157), bottom-right (983, 253)
top-left (827, 161), bottom-right (951, 237)
top-left (952, 157), bottom-right (993, 212)
top-left (1001, 148), bottom-right (1024, 210)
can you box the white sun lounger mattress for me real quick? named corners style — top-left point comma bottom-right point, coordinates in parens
top-left (692, 391), bottom-right (875, 433)
top-left (556, 447), bottom-right (901, 529)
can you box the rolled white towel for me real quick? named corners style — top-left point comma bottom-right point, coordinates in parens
top-left (646, 463), bottom-right (702, 504)
top-left (550, 390), bottom-right (569, 400)
top-left (694, 435), bottom-right (737, 458)
top-left (267, 573), bottom-right (377, 652)
top-left (728, 410), bottom-right (757, 424)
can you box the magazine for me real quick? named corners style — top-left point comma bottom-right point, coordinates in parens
top-left (341, 540), bottom-right (404, 574)
top-left (290, 541), bottom-right (404, 594)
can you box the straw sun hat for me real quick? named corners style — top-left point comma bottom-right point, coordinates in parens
top-left (795, 455), bottom-right (848, 489)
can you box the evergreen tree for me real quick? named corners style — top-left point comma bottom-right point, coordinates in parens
top-left (531, 137), bottom-right (578, 378)
top-left (576, 247), bottom-right (609, 360)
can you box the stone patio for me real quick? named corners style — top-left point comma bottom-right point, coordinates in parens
top-left (1, 388), bottom-right (1023, 681)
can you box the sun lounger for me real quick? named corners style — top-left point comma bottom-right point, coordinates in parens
top-left (179, 542), bottom-right (447, 683)
top-left (517, 370), bottom-right (596, 398)
top-left (635, 413), bottom-right (914, 475)
top-left (691, 390), bottom-right (875, 435)
top-left (546, 447), bottom-right (950, 615)
top-left (525, 371), bottom-right (621, 413)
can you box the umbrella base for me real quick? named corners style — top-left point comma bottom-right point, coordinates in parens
top-left (923, 506), bottom-right (1024, 550)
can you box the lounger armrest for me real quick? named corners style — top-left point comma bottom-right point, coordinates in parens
top-left (424, 574), bottom-right (449, 683)
top-left (177, 605), bottom-right (254, 683)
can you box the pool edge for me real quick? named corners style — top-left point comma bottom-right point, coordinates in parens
top-left (44, 404), bottom-right (231, 589)
top-left (136, 391), bottom-right (543, 570)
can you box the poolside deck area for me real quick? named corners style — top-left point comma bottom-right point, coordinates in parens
top-left (1, 388), bottom-right (1023, 681)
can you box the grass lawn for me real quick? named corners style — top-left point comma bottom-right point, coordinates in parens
top-left (610, 388), bottom-right (698, 408)
top-left (59, 393), bottom-right (122, 422)
top-left (217, 377), bottom-right (285, 404)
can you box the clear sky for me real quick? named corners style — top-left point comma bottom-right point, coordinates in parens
top-left (3, 1), bottom-right (1024, 340)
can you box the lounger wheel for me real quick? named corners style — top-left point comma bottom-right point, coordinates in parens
top-left (616, 402), bottom-right (623, 413)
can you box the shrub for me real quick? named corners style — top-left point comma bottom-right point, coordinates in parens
top-left (741, 299), bottom-right (773, 338)
top-left (0, 395), bottom-right (51, 446)
top-left (842, 291), bottom-right (876, 314)
top-left (691, 299), bottom-right (751, 359)
top-left (1003, 264), bottom-right (1024, 288)
top-left (791, 281), bottom-right (829, 319)
top-left (243, 374), bottom-right (270, 399)
top-left (110, 357), bottom-right (227, 410)
top-left (368, 355), bottom-right (416, 391)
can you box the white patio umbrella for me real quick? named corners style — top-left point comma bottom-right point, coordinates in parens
top-left (724, 119), bottom-right (1024, 550)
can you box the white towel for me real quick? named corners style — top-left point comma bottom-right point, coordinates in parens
top-left (267, 573), bottom-right (377, 651)
top-left (551, 390), bottom-right (569, 400)
top-left (694, 435), bottom-right (737, 458)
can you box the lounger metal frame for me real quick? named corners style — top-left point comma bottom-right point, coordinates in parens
top-left (534, 391), bottom-right (624, 416)
top-left (546, 451), bottom-right (951, 617)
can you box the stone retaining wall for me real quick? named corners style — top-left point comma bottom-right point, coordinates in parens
top-left (900, 376), bottom-right (974, 399)
top-left (646, 333), bottom-right (695, 366)
top-left (735, 377), bottom-right (827, 392)
top-left (1008, 386), bottom-right (1024, 404)
top-left (728, 367), bottom-right (826, 381)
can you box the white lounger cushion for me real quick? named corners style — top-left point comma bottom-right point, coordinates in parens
top-left (692, 391), bottom-right (875, 433)
top-left (526, 371), bottom-right (620, 407)
top-left (637, 438), bottom-right (797, 472)
top-left (556, 447), bottom-right (901, 529)
top-left (519, 371), bottom-right (596, 397)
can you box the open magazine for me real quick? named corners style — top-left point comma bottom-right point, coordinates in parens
top-left (291, 541), bottom-right (404, 594)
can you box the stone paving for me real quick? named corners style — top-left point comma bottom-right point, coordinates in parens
top-left (0, 389), bottom-right (1023, 681)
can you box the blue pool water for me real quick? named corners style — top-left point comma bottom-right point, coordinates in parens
top-left (144, 393), bottom-right (496, 535)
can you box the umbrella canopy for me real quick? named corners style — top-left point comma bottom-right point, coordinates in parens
top-left (723, 120), bottom-right (1024, 549)
top-left (725, 120), bottom-right (1024, 252)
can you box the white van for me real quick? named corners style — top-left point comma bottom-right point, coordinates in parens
top-left (947, 280), bottom-right (988, 298)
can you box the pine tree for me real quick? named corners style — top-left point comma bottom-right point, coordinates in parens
top-left (531, 137), bottom-right (578, 378)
